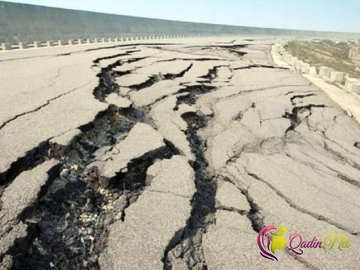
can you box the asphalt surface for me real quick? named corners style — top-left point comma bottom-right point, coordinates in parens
top-left (0, 38), bottom-right (359, 270)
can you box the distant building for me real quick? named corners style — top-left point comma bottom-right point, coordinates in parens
top-left (349, 46), bottom-right (360, 67)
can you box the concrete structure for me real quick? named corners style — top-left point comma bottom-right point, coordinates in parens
top-left (308, 66), bottom-right (318, 76)
top-left (319, 66), bottom-right (333, 80)
top-left (301, 62), bottom-right (310, 73)
top-left (33, 41), bottom-right (42, 48)
top-left (295, 59), bottom-right (303, 71)
top-left (345, 78), bottom-right (360, 94)
top-left (1, 43), bottom-right (12, 50)
top-left (46, 40), bottom-right (54, 47)
top-left (329, 71), bottom-right (345, 84)
top-left (18, 42), bottom-right (27, 49)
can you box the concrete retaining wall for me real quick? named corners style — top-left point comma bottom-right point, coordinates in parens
top-left (0, 1), bottom-right (360, 44)
top-left (319, 66), bottom-right (333, 80)
top-left (280, 44), bottom-right (360, 96)
top-left (345, 78), bottom-right (360, 94)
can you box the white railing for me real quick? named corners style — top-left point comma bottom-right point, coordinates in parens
top-left (0, 34), bottom-right (234, 52)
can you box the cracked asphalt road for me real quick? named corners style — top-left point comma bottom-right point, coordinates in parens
top-left (0, 38), bottom-right (360, 270)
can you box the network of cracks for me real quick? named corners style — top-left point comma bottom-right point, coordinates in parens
top-left (1, 42), bottom-right (360, 270)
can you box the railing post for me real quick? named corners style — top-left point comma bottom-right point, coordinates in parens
top-left (33, 41), bottom-right (42, 48)
top-left (46, 41), bottom-right (54, 47)
top-left (1, 43), bottom-right (12, 51)
top-left (18, 42), bottom-right (27, 49)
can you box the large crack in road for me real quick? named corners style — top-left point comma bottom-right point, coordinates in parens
top-left (163, 90), bottom-right (218, 270)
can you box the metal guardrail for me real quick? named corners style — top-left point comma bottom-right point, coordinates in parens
top-left (0, 34), bottom-right (232, 52)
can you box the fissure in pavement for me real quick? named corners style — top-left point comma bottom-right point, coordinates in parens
top-left (7, 52), bottom-right (175, 269)
top-left (162, 64), bottom-right (222, 270)
top-left (163, 112), bottom-right (216, 270)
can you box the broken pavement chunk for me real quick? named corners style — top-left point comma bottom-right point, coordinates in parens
top-left (176, 103), bottom-right (197, 116)
top-left (150, 96), bottom-right (195, 161)
top-left (134, 60), bottom-right (192, 76)
top-left (0, 222), bottom-right (28, 261)
top-left (105, 93), bottom-right (132, 108)
top-left (99, 155), bottom-right (195, 270)
top-left (50, 129), bottom-right (82, 156)
top-left (199, 104), bottom-right (213, 116)
top-left (129, 80), bottom-right (186, 107)
top-left (216, 181), bottom-right (250, 211)
top-left (50, 129), bottom-right (81, 147)
top-left (0, 160), bottom-right (59, 257)
top-left (90, 123), bottom-right (165, 180)
top-left (115, 73), bottom-right (151, 87)
top-left (147, 155), bottom-right (196, 197)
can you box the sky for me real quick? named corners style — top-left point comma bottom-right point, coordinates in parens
top-left (3, 0), bottom-right (360, 33)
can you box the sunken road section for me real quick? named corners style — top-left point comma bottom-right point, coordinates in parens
top-left (1, 38), bottom-right (360, 270)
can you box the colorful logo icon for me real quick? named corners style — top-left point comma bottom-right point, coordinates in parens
top-left (257, 225), bottom-right (351, 261)
top-left (257, 225), bottom-right (287, 261)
